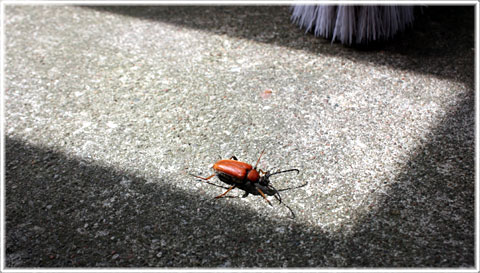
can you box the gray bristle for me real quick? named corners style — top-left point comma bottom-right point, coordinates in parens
top-left (291, 5), bottom-right (416, 45)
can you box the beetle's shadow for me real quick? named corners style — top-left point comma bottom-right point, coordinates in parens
top-left (191, 175), bottom-right (308, 193)
top-left (276, 181), bottom-right (308, 192)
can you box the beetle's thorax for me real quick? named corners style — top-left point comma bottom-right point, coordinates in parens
top-left (246, 169), bottom-right (259, 182)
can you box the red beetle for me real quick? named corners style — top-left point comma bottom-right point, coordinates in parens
top-left (191, 150), bottom-right (300, 217)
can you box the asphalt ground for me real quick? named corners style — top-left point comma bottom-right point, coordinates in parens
top-left (3, 5), bottom-right (476, 268)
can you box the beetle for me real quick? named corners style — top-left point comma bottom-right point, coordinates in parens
top-left (191, 150), bottom-right (300, 217)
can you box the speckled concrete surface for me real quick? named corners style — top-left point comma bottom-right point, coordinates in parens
top-left (4, 5), bottom-right (476, 268)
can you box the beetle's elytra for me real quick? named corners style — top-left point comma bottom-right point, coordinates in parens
top-left (213, 159), bottom-right (260, 183)
top-left (191, 150), bottom-right (300, 218)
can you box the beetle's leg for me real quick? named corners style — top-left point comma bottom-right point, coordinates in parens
top-left (242, 192), bottom-right (249, 198)
top-left (273, 192), bottom-right (296, 219)
top-left (191, 174), bottom-right (216, 181)
top-left (256, 188), bottom-right (273, 206)
top-left (215, 185), bottom-right (236, 199)
top-left (229, 156), bottom-right (238, 161)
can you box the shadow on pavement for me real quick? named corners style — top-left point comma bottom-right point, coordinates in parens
top-left (6, 135), bottom-right (333, 267)
top-left (85, 5), bottom-right (474, 87)
top-left (5, 4), bottom-right (475, 268)
top-left (344, 90), bottom-right (475, 266)
top-left (5, 90), bottom-right (474, 267)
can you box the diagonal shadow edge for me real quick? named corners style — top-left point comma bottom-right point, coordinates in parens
top-left (5, 88), bottom-right (475, 267)
top-left (5, 136), bottom-right (333, 267)
top-left (79, 5), bottom-right (475, 88)
top-left (344, 90), bottom-right (476, 267)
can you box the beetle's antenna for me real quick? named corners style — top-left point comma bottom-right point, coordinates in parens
top-left (267, 169), bottom-right (300, 178)
top-left (254, 149), bottom-right (265, 170)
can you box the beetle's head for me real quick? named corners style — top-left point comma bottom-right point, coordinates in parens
top-left (259, 172), bottom-right (272, 186)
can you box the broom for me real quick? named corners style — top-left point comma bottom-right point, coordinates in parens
top-left (291, 5), bottom-right (416, 45)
